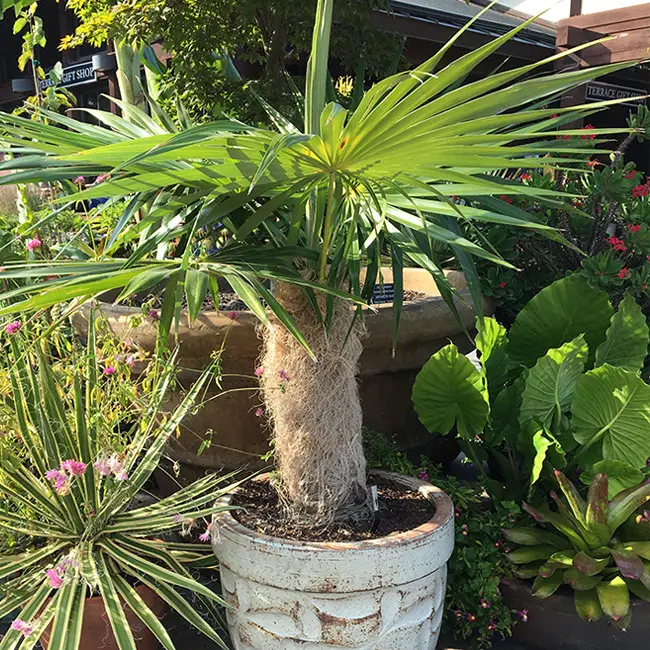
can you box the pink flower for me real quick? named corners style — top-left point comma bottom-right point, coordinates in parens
top-left (93, 458), bottom-right (111, 476)
top-left (73, 176), bottom-right (86, 186)
top-left (45, 469), bottom-right (69, 495)
top-left (487, 621), bottom-right (497, 632)
top-left (114, 470), bottom-right (128, 481)
top-left (480, 598), bottom-right (491, 609)
top-left (11, 619), bottom-right (33, 637)
top-left (516, 609), bottom-right (529, 623)
top-left (60, 460), bottom-right (87, 477)
top-left (46, 568), bottom-right (63, 589)
top-left (148, 309), bottom-right (160, 321)
top-left (95, 173), bottom-right (109, 184)
top-left (26, 237), bottom-right (41, 252)
top-left (199, 527), bottom-right (211, 543)
top-left (254, 366), bottom-right (264, 377)
top-left (107, 454), bottom-right (123, 474)
top-left (172, 514), bottom-right (183, 523)
top-left (226, 311), bottom-right (239, 320)
top-left (103, 365), bottom-right (116, 376)
top-left (418, 470), bottom-right (429, 482)
top-left (125, 354), bottom-right (136, 368)
top-left (278, 369), bottom-right (289, 382)
top-left (499, 281), bottom-right (506, 289)
top-left (255, 408), bottom-right (264, 417)
top-left (5, 321), bottom-right (21, 335)
top-left (618, 267), bottom-right (630, 279)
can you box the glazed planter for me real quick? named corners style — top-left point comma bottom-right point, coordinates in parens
top-left (73, 269), bottom-right (485, 476)
top-left (501, 578), bottom-right (650, 650)
top-left (40, 584), bottom-right (165, 650)
top-left (211, 471), bottom-right (454, 649)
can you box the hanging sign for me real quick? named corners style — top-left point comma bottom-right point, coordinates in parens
top-left (585, 82), bottom-right (645, 107)
top-left (39, 61), bottom-right (96, 90)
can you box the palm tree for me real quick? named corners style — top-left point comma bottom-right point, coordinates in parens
top-left (0, 2), bottom-right (637, 529)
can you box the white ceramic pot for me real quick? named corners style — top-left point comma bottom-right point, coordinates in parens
top-left (212, 471), bottom-right (454, 649)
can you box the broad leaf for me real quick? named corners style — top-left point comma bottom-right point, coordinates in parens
top-left (595, 293), bottom-right (649, 372)
top-left (580, 460), bottom-right (644, 499)
top-left (412, 344), bottom-right (489, 438)
top-left (508, 275), bottom-right (613, 367)
top-left (572, 364), bottom-right (650, 470)
top-left (519, 335), bottom-right (588, 431)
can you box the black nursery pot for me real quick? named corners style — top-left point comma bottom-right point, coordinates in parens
top-left (501, 578), bottom-right (650, 650)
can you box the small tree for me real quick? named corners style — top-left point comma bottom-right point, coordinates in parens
top-left (0, 1), bottom-right (637, 530)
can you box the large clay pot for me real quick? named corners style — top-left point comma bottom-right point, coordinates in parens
top-left (501, 578), bottom-right (650, 650)
top-left (40, 584), bottom-right (165, 650)
top-left (73, 269), bottom-right (486, 476)
top-left (212, 471), bottom-right (454, 649)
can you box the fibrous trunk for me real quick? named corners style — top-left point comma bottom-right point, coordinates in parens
top-left (259, 282), bottom-right (368, 530)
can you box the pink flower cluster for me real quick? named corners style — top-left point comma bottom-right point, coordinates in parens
top-left (45, 564), bottom-right (67, 589)
top-left (5, 321), bottom-right (21, 335)
top-left (11, 619), bottom-right (33, 637)
top-left (94, 453), bottom-right (128, 481)
top-left (26, 237), bottom-right (41, 252)
top-left (46, 460), bottom-right (87, 495)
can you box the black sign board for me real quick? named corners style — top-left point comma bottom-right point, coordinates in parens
top-left (39, 61), bottom-right (97, 91)
top-left (370, 283), bottom-right (395, 304)
top-left (585, 82), bottom-right (645, 108)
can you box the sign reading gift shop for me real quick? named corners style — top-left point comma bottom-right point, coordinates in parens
top-left (585, 82), bottom-right (646, 108)
top-left (38, 61), bottom-right (96, 91)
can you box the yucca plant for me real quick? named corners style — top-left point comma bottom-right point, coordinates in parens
top-left (0, 314), bottom-right (235, 650)
top-left (505, 470), bottom-right (650, 629)
top-left (0, 1), bottom-right (641, 529)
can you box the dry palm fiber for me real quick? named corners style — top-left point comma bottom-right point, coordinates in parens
top-left (258, 281), bottom-right (369, 530)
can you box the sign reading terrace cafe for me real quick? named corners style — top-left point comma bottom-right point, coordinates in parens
top-left (38, 61), bottom-right (96, 91)
top-left (585, 82), bottom-right (646, 107)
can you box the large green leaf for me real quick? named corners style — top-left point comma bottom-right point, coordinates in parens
top-left (412, 344), bottom-right (489, 439)
top-left (519, 335), bottom-right (588, 431)
top-left (595, 294), bottom-right (649, 372)
top-left (529, 425), bottom-right (566, 487)
top-left (572, 364), bottom-right (650, 470)
top-left (508, 276), bottom-right (613, 368)
top-left (580, 460), bottom-right (644, 499)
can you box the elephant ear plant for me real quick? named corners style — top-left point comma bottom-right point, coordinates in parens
top-left (505, 471), bottom-right (650, 629)
top-left (413, 274), bottom-right (650, 502)
top-left (0, 316), bottom-right (234, 650)
top-left (0, 1), bottom-right (640, 530)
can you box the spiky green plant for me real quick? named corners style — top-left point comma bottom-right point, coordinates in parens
top-left (0, 314), bottom-right (235, 650)
top-left (505, 471), bottom-right (650, 629)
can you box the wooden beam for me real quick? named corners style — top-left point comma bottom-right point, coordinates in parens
top-left (560, 4), bottom-right (650, 30)
top-left (570, 0), bottom-right (583, 17)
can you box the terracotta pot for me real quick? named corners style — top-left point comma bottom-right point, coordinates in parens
top-left (73, 269), bottom-right (489, 478)
top-left (501, 578), bottom-right (650, 650)
top-left (40, 584), bottom-right (165, 650)
top-left (212, 471), bottom-right (455, 649)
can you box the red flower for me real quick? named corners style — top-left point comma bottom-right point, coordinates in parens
top-left (618, 267), bottom-right (630, 279)
top-left (606, 236), bottom-right (626, 252)
top-left (627, 224), bottom-right (641, 233)
top-left (499, 195), bottom-right (513, 204)
top-left (520, 173), bottom-right (532, 182)
top-left (498, 281), bottom-right (506, 289)
top-left (586, 158), bottom-right (600, 168)
top-left (581, 124), bottom-right (596, 140)
top-left (632, 184), bottom-right (650, 198)
top-left (625, 170), bottom-right (637, 180)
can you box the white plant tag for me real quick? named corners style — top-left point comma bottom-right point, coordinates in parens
top-left (371, 485), bottom-right (379, 512)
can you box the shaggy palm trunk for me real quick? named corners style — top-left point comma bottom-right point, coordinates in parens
top-left (259, 282), bottom-right (369, 530)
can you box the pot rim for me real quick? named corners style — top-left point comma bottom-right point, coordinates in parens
top-left (213, 470), bottom-right (453, 551)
